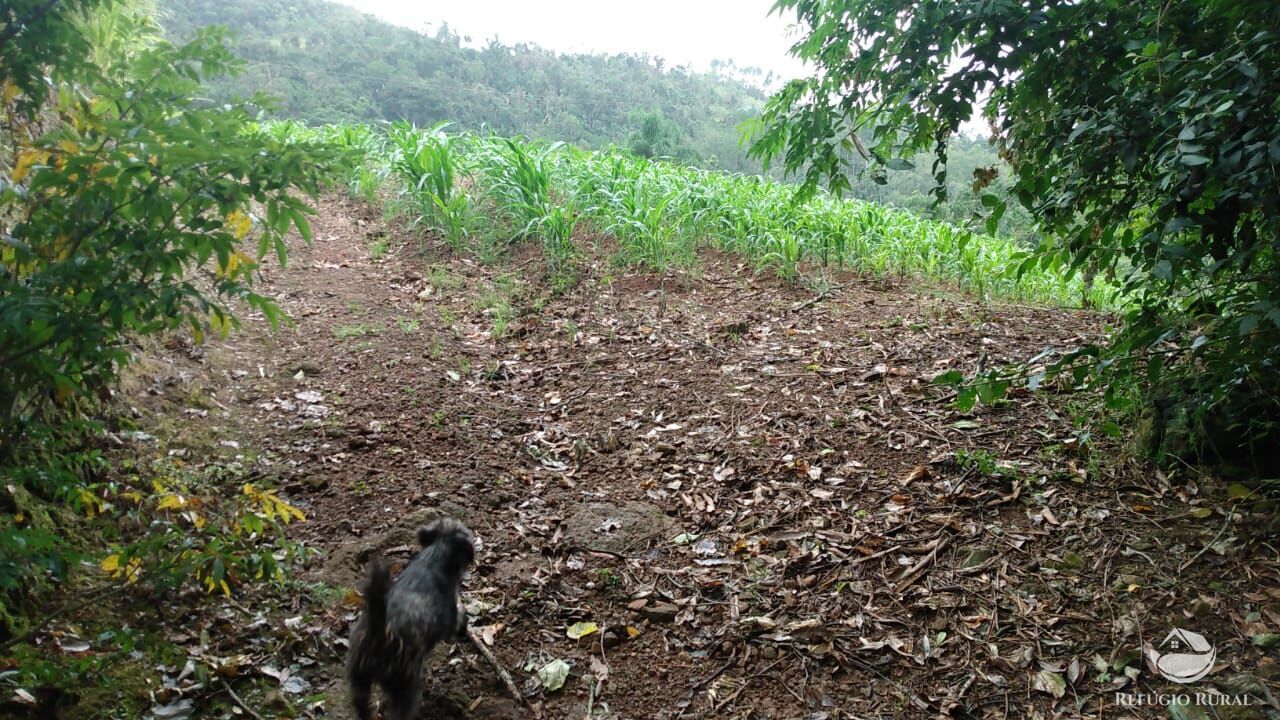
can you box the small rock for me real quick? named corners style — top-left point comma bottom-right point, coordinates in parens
top-left (601, 630), bottom-right (624, 649)
top-left (289, 362), bottom-right (323, 376)
top-left (640, 602), bottom-right (679, 623)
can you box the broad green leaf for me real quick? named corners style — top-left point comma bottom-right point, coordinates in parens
top-left (536, 658), bottom-right (571, 692)
top-left (1032, 669), bottom-right (1066, 698)
top-left (1226, 483), bottom-right (1252, 499)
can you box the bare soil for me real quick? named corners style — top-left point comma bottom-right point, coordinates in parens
top-left (118, 194), bottom-right (1280, 719)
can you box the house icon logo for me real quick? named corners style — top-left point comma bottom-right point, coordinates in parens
top-left (1148, 628), bottom-right (1216, 684)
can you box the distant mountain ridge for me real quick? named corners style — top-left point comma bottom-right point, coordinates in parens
top-left (160, 0), bottom-right (768, 172)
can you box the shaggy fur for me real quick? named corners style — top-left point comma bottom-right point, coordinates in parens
top-left (346, 518), bottom-right (475, 720)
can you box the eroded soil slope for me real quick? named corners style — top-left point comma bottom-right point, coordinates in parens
top-left (125, 194), bottom-right (1279, 720)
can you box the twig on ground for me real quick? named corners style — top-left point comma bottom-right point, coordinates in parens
top-left (789, 282), bottom-right (854, 313)
top-left (585, 675), bottom-right (597, 720)
top-left (894, 535), bottom-right (950, 595)
top-left (1178, 502), bottom-right (1238, 573)
top-left (220, 679), bottom-right (267, 720)
top-left (675, 652), bottom-right (737, 718)
top-left (464, 628), bottom-right (529, 709)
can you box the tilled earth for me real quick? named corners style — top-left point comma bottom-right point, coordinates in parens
top-left (124, 194), bottom-right (1279, 720)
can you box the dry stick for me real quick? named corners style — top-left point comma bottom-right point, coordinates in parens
top-left (894, 536), bottom-right (950, 595)
top-left (675, 652), bottom-right (737, 718)
top-left (1178, 502), bottom-right (1239, 573)
top-left (710, 657), bottom-right (785, 714)
top-left (788, 282), bottom-right (854, 313)
top-left (464, 628), bottom-right (527, 708)
top-left (219, 679), bottom-right (267, 720)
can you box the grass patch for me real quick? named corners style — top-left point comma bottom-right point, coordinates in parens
top-left (333, 323), bottom-right (385, 339)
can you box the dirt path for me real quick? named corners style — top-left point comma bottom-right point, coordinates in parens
top-left (127, 194), bottom-right (1278, 719)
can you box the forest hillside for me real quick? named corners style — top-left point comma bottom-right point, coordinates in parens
top-left (159, 0), bottom-right (765, 172)
top-left (158, 0), bottom-right (1030, 236)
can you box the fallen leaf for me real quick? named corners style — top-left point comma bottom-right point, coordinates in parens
top-left (902, 465), bottom-right (929, 483)
top-left (1251, 633), bottom-right (1280, 649)
top-left (472, 623), bottom-right (503, 646)
top-left (566, 622), bottom-right (599, 640)
top-left (57, 638), bottom-right (91, 654)
top-left (1226, 483), bottom-right (1252, 499)
top-left (1032, 669), bottom-right (1066, 698)
top-left (151, 699), bottom-right (196, 720)
top-left (536, 658), bottom-right (571, 692)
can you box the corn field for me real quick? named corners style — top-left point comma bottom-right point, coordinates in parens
top-left (260, 121), bottom-right (1115, 307)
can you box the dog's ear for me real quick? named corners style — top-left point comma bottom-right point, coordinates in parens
top-left (444, 533), bottom-right (475, 576)
top-left (455, 534), bottom-right (475, 567)
top-left (417, 523), bottom-right (438, 548)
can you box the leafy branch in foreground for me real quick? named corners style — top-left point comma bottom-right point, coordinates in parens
top-left (752, 0), bottom-right (1280, 474)
top-left (1, 21), bottom-right (340, 597)
top-left (2, 28), bottom-right (337, 451)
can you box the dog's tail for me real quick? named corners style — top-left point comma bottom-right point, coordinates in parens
top-left (361, 557), bottom-right (392, 643)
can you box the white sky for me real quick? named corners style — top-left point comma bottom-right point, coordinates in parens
top-left (328, 0), bottom-right (809, 84)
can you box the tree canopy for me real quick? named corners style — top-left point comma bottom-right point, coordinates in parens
top-left (751, 0), bottom-right (1280, 472)
top-left (2, 0), bottom-right (336, 592)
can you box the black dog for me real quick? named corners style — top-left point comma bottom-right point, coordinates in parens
top-left (346, 518), bottom-right (475, 720)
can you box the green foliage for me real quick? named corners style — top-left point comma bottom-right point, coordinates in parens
top-left (755, 0), bottom-right (1280, 470)
top-left (274, 122), bottom-right (1102, 304)
top-left (628, 110), bottom-right (699, 163)
top-left (1, 0), bottom-right (107, 112)
top-left (488, 138), bottom-right (557, 222)
top-left (532, 202), bottom-right (579, 277)
top-left (96, 464), bottom-right (309, 596)
top-left (0, 418), bottom-right (106, 592)
top-left (157, 0), bottom-right (1037, 238)
top-left (2, 29), bottom-right (335, 454)
top-left (386, 121), bottom-right (474, 250)
top-left (486, 137), bottom-right (580, 273)
top-left (71, 0), bottom-right (163, 77)
top-left (596, 167), bottom-right (696, 271)
top-left (1, 3), bottom-right (338, 606)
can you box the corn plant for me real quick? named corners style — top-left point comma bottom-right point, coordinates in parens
top-left (529, 201), bottom-right (579, 275)
top-left (384, 122), bottom-right (473, 250)
top-left (486, 137), bottom-right (558, 228)
top-left (273, 121), bottom-right (1119, 308)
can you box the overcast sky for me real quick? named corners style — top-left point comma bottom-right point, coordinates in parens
top-left (328, 0), bottom-right (809, 84)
